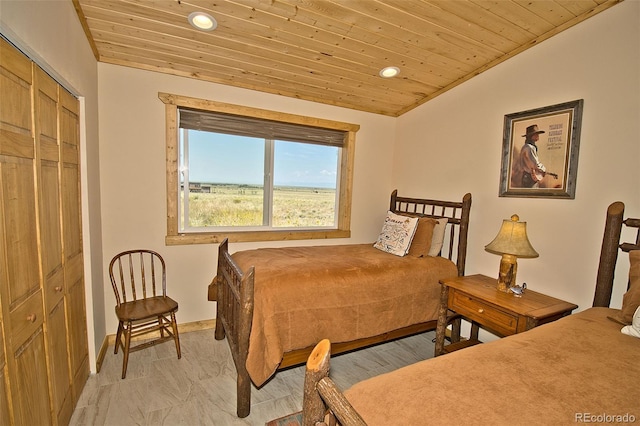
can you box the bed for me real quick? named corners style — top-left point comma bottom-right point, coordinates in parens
top-left (210, 190), bottom-right (472, 417)
top-left (303, 200), bottom-right (640, 426)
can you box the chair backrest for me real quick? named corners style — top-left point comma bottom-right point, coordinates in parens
top-left (109, 249), bottom-right (167, 306)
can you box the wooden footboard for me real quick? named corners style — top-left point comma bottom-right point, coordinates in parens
top-left (213, 190), bottom-right (472, 418)
top-left (215, 238), bottom-right (254, 418)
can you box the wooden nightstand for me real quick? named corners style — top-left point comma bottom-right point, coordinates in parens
top-left (434, 274), bottom-right (578, 356)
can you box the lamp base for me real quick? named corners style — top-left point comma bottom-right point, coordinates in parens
top-left (497, 254), bottom-right (518, 292)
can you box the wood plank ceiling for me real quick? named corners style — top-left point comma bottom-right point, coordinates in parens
top-left (73, 0), bottom-right (621, 117)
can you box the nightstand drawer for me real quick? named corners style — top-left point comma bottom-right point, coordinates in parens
top-left (450, 290), bottom-right (518, 336)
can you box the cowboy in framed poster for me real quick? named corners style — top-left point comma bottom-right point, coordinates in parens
top-left (499, 99), bottom-right (584, 199)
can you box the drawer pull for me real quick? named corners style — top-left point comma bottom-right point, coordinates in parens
top-left (54, 286), bottom-right (63, 292)
top-left (26, 314), bottom-right (37, 323)
top-left (478, 308), bottom-right (484, 314)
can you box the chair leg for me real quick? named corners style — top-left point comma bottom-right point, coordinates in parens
top-left (159, 315), bottom-right (165, 338)
top-left (171, 312), bottom-right (181, 359)
top-left (121, 321), bottom-right (132, 379)
top-left (114, 321), bottom-right (123, 354)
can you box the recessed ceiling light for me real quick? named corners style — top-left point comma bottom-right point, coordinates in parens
top-left (188, 11), bottom-right (217, 31)
top-left (379, 66), bottom-right (400, 78)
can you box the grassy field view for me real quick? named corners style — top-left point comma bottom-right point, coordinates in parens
top-left (183, 184), bottom-right (336, 228)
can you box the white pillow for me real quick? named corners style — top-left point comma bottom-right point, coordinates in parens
top-left (621, 306), bottom-right (640, 338)
top-left (428, 219), bottom-right (448, 257)
top-left (373, 211), bottom-right (419, 256)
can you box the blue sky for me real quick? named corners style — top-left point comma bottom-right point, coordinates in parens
top-left (183, 130), bottom-right (339, 188)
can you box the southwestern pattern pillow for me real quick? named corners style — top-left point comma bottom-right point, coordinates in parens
top-left (373, 211), bottom-right (419, 257)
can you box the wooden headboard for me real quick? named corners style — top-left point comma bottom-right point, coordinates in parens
top-left (594, 201), bottom-right (640, 307)
top-left (390, 189), bottom-right (472, 277)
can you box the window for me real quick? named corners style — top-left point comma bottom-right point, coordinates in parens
top-left (160, 93), bottom-right (359, 244)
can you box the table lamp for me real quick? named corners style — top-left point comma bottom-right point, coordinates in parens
top-left (485, 214), bottom-right (539, 292)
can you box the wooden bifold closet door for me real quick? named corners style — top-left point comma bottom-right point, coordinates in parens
top-left (0, 37), bottom-right (89, 425)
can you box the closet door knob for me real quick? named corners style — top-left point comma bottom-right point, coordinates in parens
top-left (26, 314), bottom-right (37, 323)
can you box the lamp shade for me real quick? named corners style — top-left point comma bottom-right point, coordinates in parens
top-left (484, 214), bottom-right (539, 258)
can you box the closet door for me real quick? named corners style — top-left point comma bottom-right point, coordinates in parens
top-left (36, 66), bottom-right (74, 425)
top-left (60, 87), bottom-right (89, 403)
top-left (0, 38), bottom-right (52, 425)
top-left (0, 323), bottom-right (11, 425)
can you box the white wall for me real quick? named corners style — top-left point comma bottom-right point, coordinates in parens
top-left (394, 1), bottom-right (640, 312)
top-left (97, 64), bottom-right (397, 333)
top-left (0, 0), bottom-right (104, 371)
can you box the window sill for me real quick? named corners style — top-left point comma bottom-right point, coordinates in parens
top-left (165, 229), bottom-right (351, 245)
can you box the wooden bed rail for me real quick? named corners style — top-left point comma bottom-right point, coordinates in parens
top-left (621, 217), bottom-right (640, 252)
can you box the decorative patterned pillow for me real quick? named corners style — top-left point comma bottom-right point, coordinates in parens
top-left (373, 211), bottom-right (419, 256)
top-left (428, 219), bottom-right (448, 257)
top-left (610, 250), bottom-right (640, 325)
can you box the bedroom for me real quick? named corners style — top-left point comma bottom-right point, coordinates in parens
top-left (0, 0), bottom-right (638, 424)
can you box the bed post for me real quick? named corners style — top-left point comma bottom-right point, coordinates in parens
top-left (214, 238), bottom-right (256, 417)
top-left (303, 339), bottom-right (332, 426)
top-left (237, 266), bottom-right (255, 418)
top-left (215, 239), bottom-right (228, 341)
top-left (456, 193), bottom-right (472, 276)
top-left (389, 189), bottom-right (398, 211)
top-left (303, 339), bottom-right (367, 426)
top-left (593, 201), bottom-right (624, 307)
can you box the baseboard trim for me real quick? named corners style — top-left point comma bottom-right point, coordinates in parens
top-left (95, 337), bottom-right (110, 373)
top-left (95, 318), bottom-right (216, 373)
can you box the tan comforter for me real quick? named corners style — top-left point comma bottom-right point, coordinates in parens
top-left (231, 243), bottom-right (457, 386)
top-left (345, 307), bottom-right (639, 425)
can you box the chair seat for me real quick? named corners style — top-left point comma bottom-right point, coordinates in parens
top-left (115, 296), bottom-right (178, 322)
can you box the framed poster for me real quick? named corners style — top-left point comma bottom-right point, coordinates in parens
top-left (499, 99), bottom-right (583, 199)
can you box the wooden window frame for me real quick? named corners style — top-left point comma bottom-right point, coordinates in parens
top-left (159, 92), bottom-right (359, 245)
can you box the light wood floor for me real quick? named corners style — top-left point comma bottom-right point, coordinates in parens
top-left (70, 328), bottom-right (436, 425)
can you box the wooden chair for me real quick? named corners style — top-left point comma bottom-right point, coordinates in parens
top-left (109, 249), bottom-right (181, 378)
